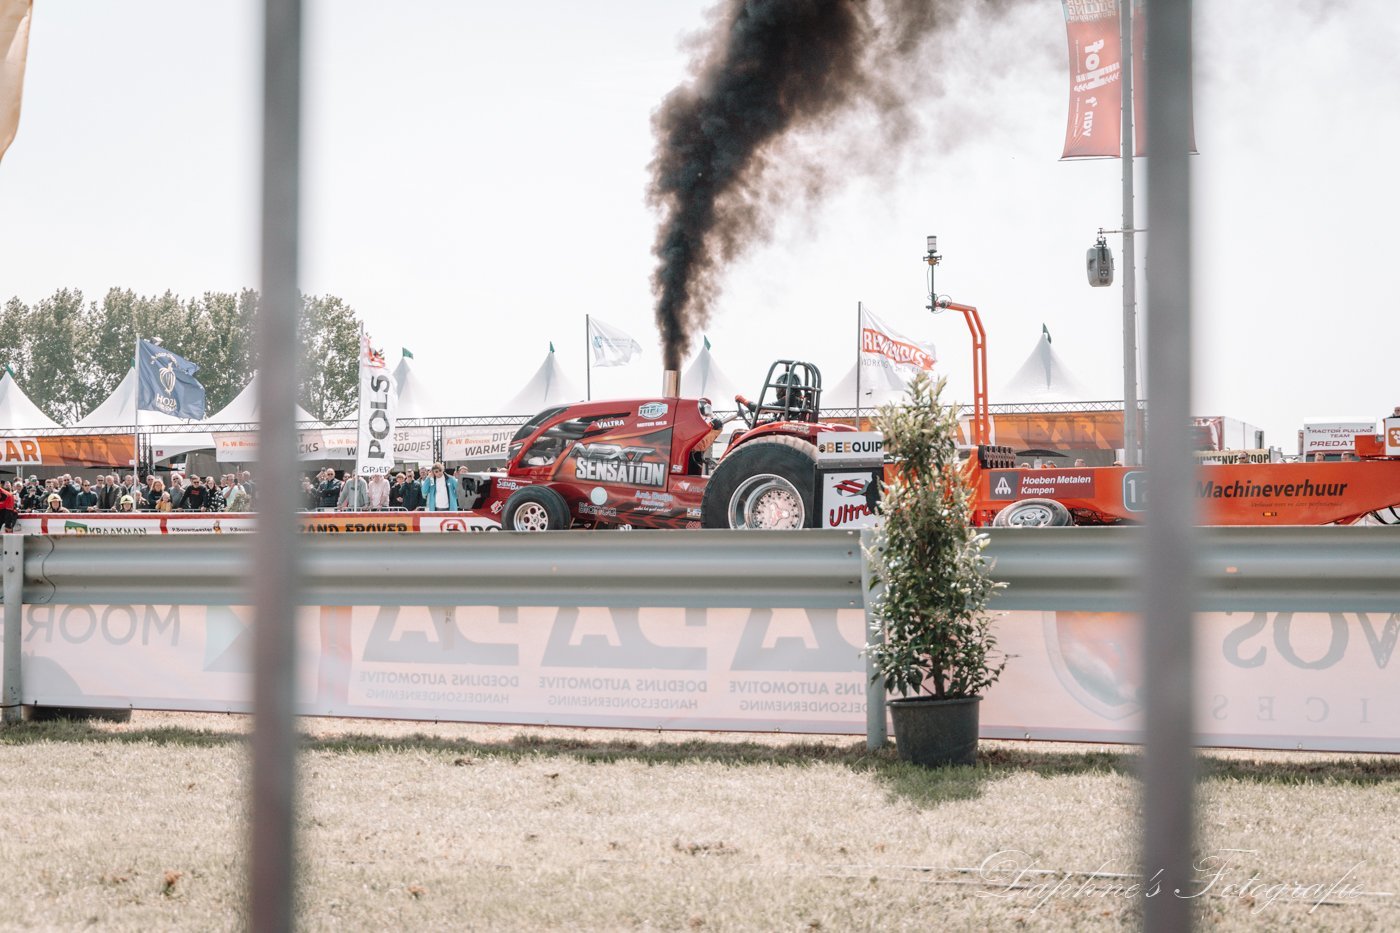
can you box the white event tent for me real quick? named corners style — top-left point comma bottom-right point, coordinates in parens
top-left (680, 341), bottom-right (743, 407)
top-left (497, 347), bottom-right (582, 416)
top-left (204, 375), bottom-right (331, 463)
top-left (393, 353), bottom-right (446, 419)
top-left (996, 327), bottom-right (1091, 404)
top-left (205, 374), bottom-right (321, 425)
top-left (0, 370), bottom-right (61, 430)
top-left (822, 357), bottom-right (916, 412)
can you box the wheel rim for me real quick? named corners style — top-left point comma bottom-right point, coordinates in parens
top-left (1005, 504), bottom-right (1057, 527)
top-left (513, 501), bottom-right (551, 531)
top-left (727, 474), bottom-right (804, 529)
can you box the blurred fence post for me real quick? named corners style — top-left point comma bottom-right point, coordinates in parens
top-left (1142, 1), bottom-right (1197, 931)
top-left (860, 528), bottom-right (886, 750)
top-left (2, 535), bottom-right (23, 724)
top-left (250, 1), bottom-right (303, 931)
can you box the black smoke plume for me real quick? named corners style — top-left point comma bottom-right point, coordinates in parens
top-left (649, 0), bottom-right (996, 371)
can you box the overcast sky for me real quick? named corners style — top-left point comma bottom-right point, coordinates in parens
top-left (2, 1), bottom-right (1396, 449)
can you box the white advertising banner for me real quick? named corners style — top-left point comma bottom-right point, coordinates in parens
top-left (15, 514), bottom-right (499, 535)
top-left (21, 604), bottom-right (869, 732)
top-left (1193, 449), bottom-right (1277, 465)
top-left (355, 336), bottom-right (397, 477)
top-left (980, 610), bottom-right (1400, 753)
top-left (393, 426), bottom-right (435, 464)
top-left (214, 430), bottom-right (327, 463)
top-left (320, 428), bottom-right (358, 459)
top-left (15, 605), bottom-right (1399, 752)
top-left (1301, 421), bottom-right (1373, 457)
top-left (859, 306), bottom-right (935, 377)
top-left (444, 426), bottom-right (520, 461)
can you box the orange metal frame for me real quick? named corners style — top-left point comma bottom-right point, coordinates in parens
top-left (935, 298), bottom-right (990, 447)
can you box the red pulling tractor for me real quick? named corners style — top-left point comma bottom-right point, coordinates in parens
top-left (469, 361), bottom-right (854, 531)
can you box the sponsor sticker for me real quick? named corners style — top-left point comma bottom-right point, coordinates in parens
top-left (420, 515), bottom-right (501, 533)
top-left (165, 518), bottom-right (252, 534)
top-left (821, 470), bottom-right (880, 529)
top-left (638, 402), bottom-right (668, 420)
top-left (573, 444), bottom-right (666, 488)
top-left (59, 519), bottom-right (150, 536)
top-left (302, 517), bottom-right (414, 533)
top-left (815, 432), bottom-right (883, 463)
top-left (1016, 471), bottom-right (1097, 498)
top-left (988, 470), bottom-right (1019, 501)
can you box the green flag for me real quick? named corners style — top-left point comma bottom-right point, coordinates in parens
top-left (402, 347), bottom-right (414, 359)
top-left (703, 336), bottom-right (711, 351)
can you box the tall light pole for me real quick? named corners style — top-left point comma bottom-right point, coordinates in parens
top-left (1120, 0), bottom-right (1139, 466)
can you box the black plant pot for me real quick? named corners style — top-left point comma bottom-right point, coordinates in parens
top-left (888, 695), bottom-right (981, 767)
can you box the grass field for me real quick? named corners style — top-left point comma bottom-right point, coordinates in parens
top-left (0, 711), bottom-right (1396, 931)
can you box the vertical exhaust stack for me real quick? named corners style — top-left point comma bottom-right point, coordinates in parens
top-left (662, 369), bottom-right (680, 398)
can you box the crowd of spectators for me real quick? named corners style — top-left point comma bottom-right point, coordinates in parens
top-left (0, 463), bottom-right (482, 526)
top-left (304, 463), bottom-right (478, 512)
top-left (2, 470), bottom-right (260, 515)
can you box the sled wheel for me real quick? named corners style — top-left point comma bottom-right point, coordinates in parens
top-left (702, 436), bottom-right (816, 529)
top-left (991, 497), bottom-right (1073, 527)
top-left (503, 486), bottom-right (571, 531)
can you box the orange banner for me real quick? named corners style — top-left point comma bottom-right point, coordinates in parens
top-left (956, 412), bottom-right (1138, 451)
top-left (0, 434), bottom-right (137, 468)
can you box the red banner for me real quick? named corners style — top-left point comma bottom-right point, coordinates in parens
top-left (1061, 0), bottom-right (1124, 159)
top-left (1062, 0), bottom-right (1194, 159)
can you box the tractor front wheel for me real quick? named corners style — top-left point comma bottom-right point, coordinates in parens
top-left (503, 486), bottom-right (571, 531)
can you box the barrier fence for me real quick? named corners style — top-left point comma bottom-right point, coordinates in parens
top-left (2, 527), bottom-right (1397, 752)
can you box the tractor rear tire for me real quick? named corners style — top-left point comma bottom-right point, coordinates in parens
top-left (702, 436), bottom-right (816, 529)
top-left (503, 486), bottom-right (571, 531)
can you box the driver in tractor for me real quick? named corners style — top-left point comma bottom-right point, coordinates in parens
top-left (742, 368), bottom-right (816, 425)
top-left (770, 371), bottom-right (814, 419)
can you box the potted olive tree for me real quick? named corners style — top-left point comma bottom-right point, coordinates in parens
top-left (866, 371), bottom-right (1005, 766)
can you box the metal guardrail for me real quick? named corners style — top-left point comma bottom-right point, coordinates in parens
top-left (8, 526), bottom-right (1398, 614)
top-left (980, 526), bottom-right (1400, 612)
top-left (16, 529), bottom-right (867, 611)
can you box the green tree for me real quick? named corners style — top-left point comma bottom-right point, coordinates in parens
top-left (186, 290), bottom-right (257, 415)
top-left (21, 289), bottom-right (90, 423)
top-left (297, 294), bottom-right (360, 422)
top-left (0, 287), bottom-right (362, 425)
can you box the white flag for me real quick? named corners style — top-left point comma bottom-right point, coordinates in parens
top-left (355, 335), bottom-right (397, 477)
top-left (859, 306), bottom-right (936, 378)
top-left (587, 316), bottom-right (644, 367)
top-left (0, 0), bottom-right (34, 163)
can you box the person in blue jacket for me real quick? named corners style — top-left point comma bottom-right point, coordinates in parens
top-left (420, 462), bottom-right (457, 512)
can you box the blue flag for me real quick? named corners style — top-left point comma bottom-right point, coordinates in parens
top-left (136, 339), bottom-right (206, 419)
